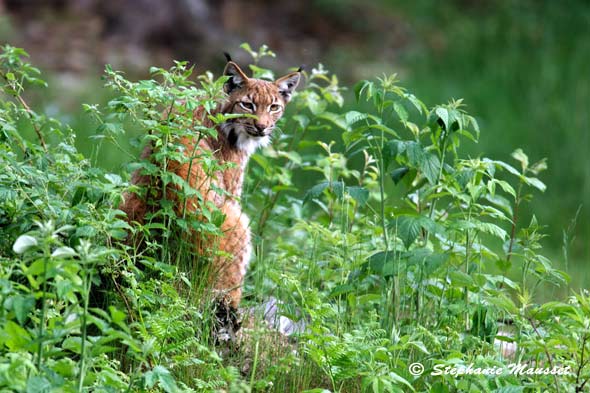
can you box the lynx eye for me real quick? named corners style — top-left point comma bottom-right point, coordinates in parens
top-left (269, 104), bottom-right (281, 112)
top-left (239, 101), bottom-right (255, 112)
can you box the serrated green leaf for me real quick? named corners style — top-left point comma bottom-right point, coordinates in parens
top-left (392, 215), bottom-right (441, 249)
top-left (344, 110), bottom-right (369, 126)
top-left (26, 376), bottom-right (51, 393)
top-left (405, 141), bottom-right (425, 167)
top-left (303, 181), bottom-right (330, 204)
top-left (62, 337), bottom-right (82, 354)
top-left (147, 365), bottom-right (178, 393)
top-left (346, 186), bottom-right (369, 206)
top-left (12, 295), bottom-right (35, 324)
top-left (449, 271), bottom-right (474, 286)
top-left (365, 251), bottom-right (396, 277)
top-left (404, 93), bottom-right (426, 114)
top-left (3, 321), bottom-right (31, 351)
top-left (381, 140), bottom-right (399, 169)
top-left (303, 181), bottom-right (345, 204)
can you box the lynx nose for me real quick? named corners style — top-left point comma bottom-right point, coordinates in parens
top-left (254, 123), bottom-right (266, 135)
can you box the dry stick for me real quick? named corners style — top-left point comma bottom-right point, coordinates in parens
top-left (0, 71), bottom-right (47, 151)
top-left (15, 92), bottom-right (47, 151)
top-left (528, 317), bottom-right (560, 393)
top-left (576, 335), bottom-right (589, 392)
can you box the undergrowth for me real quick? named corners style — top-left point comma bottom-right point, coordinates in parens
top-left (0, 43), bottom-right (588, 392)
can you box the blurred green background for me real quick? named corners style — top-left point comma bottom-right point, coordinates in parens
top-left (1, 0), bottom-right (588, 287)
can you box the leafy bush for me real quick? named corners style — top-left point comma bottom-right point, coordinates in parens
top-left (0, 43), bottom-right (588, 392)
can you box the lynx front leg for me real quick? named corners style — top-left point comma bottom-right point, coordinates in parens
top-left (213, 202), bottom-right (252, 309)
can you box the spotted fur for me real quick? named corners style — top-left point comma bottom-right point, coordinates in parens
top-left (120, 60), bottom-right (301, 310)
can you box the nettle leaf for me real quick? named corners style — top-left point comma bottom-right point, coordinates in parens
top-left (391, 215), bottom-right (442, 249)
top-left (3, 320), bottom-right (31, 351)
top-left (405, 141), bottom-right (425, 167)
top-left (382, 139), bottom-right (401, 169)
top-left (144, 365), bottom-right (178, 393)
top-left (63, 337), bottom-right (83, 354)
top-left (12, 294), bottom-right (36, 324)
top-left (346, 186), bottom-right (369, 206)
top-left (405, 249), bottom-right (449, 276)
top-left (449, 270), bottom-right (474, 287)
top-left (13, 235), bottom-right (38, 254)
top-left (303, 182), bottom-right (367, 206)
top-left (404, 93), bottom-right (426, 114)
top-left (26, 376), bottom-right (51, 393)
top-left (365, 251), bottom-right (396, 277)
top-left (453, 219), bottom-right (508, 240)
top-left (344, 110), bottom-right (369, 127)
top-left (302, 182), bottom-right (328, 204)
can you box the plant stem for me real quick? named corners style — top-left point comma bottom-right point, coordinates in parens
top-left (506, 182), bottom-right (523, 263)
top-left (0, 71), bottom-right (47, 151)
top-left (77, 273), bottom-right (92, 392)
top-left (575, 334), bottom-right (588, 392)
top-left (15, 92), bottom-right (47, 151)
top-left (249, 339), bottom-right (260, 388)
top-left (426, 131), bottom-right (448, 242)
top-left (37, 252), bottom-right (49, 371)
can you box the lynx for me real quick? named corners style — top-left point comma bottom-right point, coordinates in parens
top-left (120, 57), bottom-right (301, 313)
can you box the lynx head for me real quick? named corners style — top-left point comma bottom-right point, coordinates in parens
top-left (220, 59), bottom-right (301, 155)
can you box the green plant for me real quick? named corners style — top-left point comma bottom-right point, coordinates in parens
top-left (1, 43), bottom-right (588, 392)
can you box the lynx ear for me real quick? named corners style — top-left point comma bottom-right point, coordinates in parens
top-left (223, 61), bottom-right (249, 93)
top-left (275, 71), bottom-right (301, 102)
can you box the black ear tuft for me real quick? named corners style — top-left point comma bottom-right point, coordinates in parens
top-left (297, 65), bottom-right (305, 73)
top-left (223, 61), bottom-right (249, 94)
top-left (224, 52), bottom-right (232, 63)
top-left (275, 72), bottom-right (302, 103)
